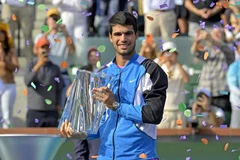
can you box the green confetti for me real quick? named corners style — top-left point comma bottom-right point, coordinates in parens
top-left (56, 18), bottom-right (62, 24)
top-left (19, 0), bottom-right (24, 2)
top-left (238, 155), bottom-right (240, 160)
top-left (31, 82), bottom-right (36, 89)
top-left (38, 4), bottom-right (46, 10)
top-left (169, 48), bottom-right (177, 53)
top-left (178, 103), bottom-right (186, 112)
top-left (47, 85), bottom-right (52, 91)
top-left (98, 45), bottom-right (106, 53)
top-left (41, 25), bottom-right (49, 32)
top-left (10, 124), bottom-right (13, 129)
top-left (96, 61), bottom-right (101, 69)
top-left (229, 3), bottom-right (235, 6)
top-left (184, 109), bottom-right (191, 117)
top-left (45, 99), bottom-right (52, 105)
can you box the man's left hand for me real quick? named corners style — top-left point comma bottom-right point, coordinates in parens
top-left (92, 87), bottom-right (116, 110)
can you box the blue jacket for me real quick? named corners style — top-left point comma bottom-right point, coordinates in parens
top-left (89, 53), bottom-right (168, 160)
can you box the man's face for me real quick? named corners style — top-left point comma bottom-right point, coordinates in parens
top-left (37, 44), bottom-right (50, 57)
top-left (109, 25), bottom-right (138, 56)
top-left (47, 17), bottom-right (57, 29)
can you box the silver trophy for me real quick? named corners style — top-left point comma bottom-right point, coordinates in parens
top-left (58, 69), bottom-right (107, 139)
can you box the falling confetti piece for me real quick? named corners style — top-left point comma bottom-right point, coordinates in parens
top-left (18, 110), bottom-right (21, 114)
top-left (15, 68), bottom-right (18, 72)
top-left (238, 155), bottom-right (240, 160)
top-left (54, 38), bottom-right (61, 42)
top-left (80, 1), bottom-right (88, 6)
top-left (202, 121), bottom-right (207, 126)
top-left (220, 124), bottom-right (228, 128)
top-left (220, 91), bottom-right (228, 95)
top-left (201, 138), bottom-right (208, 145)
top-left (216, 135), bottom-right (219, 140)
top-left (224, 143), bottom-right (229, 151)
top-left (60, 61), bottom-right (68, 69)
top-left (160, 4), bottom-right (168, 8)
top-left (86, 12), bottom-right (92, 16)
top-left (41, 25), bottom-right (49, 32)
top-left (180, 135), bottom-right (186, 140)
top-left (96, 61), bottom-right (101, 69)
top-left (19, 0), bottom-right (24, 2)
top-left (184, 109), bottom-right (191, 117)
top-left (66, 153), bottom-right (72, 159)
top-left (56, 18), bottom-right (62, 24)
top-left (146, 16), bottom-right (154, 21)
top-left (66, 37), bottom-right (72, 45)
top-left (186, 157), bottom-right (191, 160)
top-left (22, 89), bottom-right (28, 96)
top-left (10, 124), bottom-right (13, 128)
top-left (204, 52), bottom-right (209, 60)
top-left (172, 33), bottom-right (179, 39)
top-left (139, 153), bottom-right (147, 159)
top-left (12, 14), bottom-right (17, 21)
top-left (45, 99), bottom-right (52, 105)
top-left (178, 103), bottom-right (187, 112)
top-left (27, 1), bottom-right (34, 5)
top-left (47, 85), bottom-right (52, 91)
top-left (38, 4), bottom-right (46, 10)
top-left (169, 48), bottom-right (177, 52)
top-left (197, 44), bottom-right (204, 50)
top-left (98, 45), bottom-right (106, 53)
top-left (1, 119), bottom-right (4, 123)
top-left (176, 119), bottom-right (183, 126)
top-left (187, 149), bottom-right (191, 152)
top-left (31, 82), bottom-right (36, 89)
top-left (223, 1), bottom-right (229, 8)
top-left (91, 156), bottom-right (98, 159)
top-left (35, 118), bottom-right (39, 123)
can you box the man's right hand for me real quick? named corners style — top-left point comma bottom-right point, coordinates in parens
top-left (198, 8), bottom-right (209, 19)
top-left (36, 53), bottom-right (48, 67)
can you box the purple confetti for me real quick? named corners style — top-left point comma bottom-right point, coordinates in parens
top-left (31, 69), bottom-right (34, 72)
top-left (202, 121), bottom-right (207, 126)
top-left (26, 40), bottom-right (29, 45)
top-left (160, 4), bottom-right (168, 8)
top-left (85, 12), bottom-right (92, 17)
top-left (180, 135), bottom-right (186, 140)
top-left (15, 68), bottom-right (18, 72)
top-left (0, 119), bottom-right (4, 123)
top-left (210, 125), bottom-right (214, 128)
top-left (193, 89), bottom-right (198, 92)
top-left (216, 135), bottom-right (219, 140)
top-left (209, 74), bottom-right (213, 80)
top-left (220, 124), bottom-right (227, 128)
top-left (220, 20), bottom-right (224, 24)
top-left (225, 24), bottom-right (231, 30)
top-left (81, 11), bottom-right (85, 14)
top-left (193, 0), bottom-right (199, 4)
top-left (213, 24), bottom-right (218, 28)
top-left (186, 157), bottom-right (191, 160)
top-left (159, 45), bottom-right (164, 51)
top-left (66, 153), bottom-right (72, 159)
top-left (210, 2), bottom-right (215, 7)
top-left (187, 149), bottom-right (191, 152)
top-left (235, 41), bottom-right (240, 45)
top-left (26, 106), bottom-right (29, 110)
top-left (18, 110), bottom-right (21, 114)
top-left (46, 8), bottom-right (48, 11)
top-left (132, 11), bottom-right (138, 18)
top-left (35, 118), bottom-right (39, 123)
top-left (200, 21), bottom-right (205, 29)
top-left (237, 106), bottom-right (240, 109)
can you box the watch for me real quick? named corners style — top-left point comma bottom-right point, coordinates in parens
top-left (112, 101), bottom-right (119, 111)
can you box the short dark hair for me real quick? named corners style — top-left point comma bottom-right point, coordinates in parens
top-left (108, 11), bottom-right (137, 34)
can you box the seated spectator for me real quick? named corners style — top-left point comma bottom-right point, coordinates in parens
top-left (189, 89), bottom-right (225, 128)
top-left (24, 37), bottom-right (63, 127)
top-left (156, 41), bottom-right (189, 129)
top-left (0, 22), bottom-right (19, 128)
top-left (227, 57), bottom-right (240, 128)
top-left (139, 37), bottom-right (157, 60)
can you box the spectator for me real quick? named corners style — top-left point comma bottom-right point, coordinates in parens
top-left (87, 0), bottom-right (98, 36)
top-left (190, 28), bottom-right (235, 126)
top-left (175, 0), bottom-right (189, 35)
top-left (227, 48), bottom-right (240, 128)
top-left (190, 88), bottom-right (225, 127)
top-left (155, 41), bottom-right (189, 129)
top-left (1, 0), bottom-right (35, 60)
top-left (34, 8), bottom-right (75, 110)
top-left (0, 22), bottom-right (19, 128)
top-left (139, 38), bottom-right (157, 60)
top-left (142, 0), bottom-right (176, 40)
top-left (185, 0), bottom-right (224, 37)
top-left (24, 37), bottom-right (63, 127)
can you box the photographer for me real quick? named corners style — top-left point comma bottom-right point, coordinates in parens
top-left (24, 37), bottom-right (63, 127)
top-left (190, 89), bottom-right (225, 128)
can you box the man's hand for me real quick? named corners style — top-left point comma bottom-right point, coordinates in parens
top-left (92, 86), bottom-right (116, 110)
top-left (196, 94), bottom-right (209, 111)
top-left (198, 8), bottom-right (209, 19)
top-left (36, 53), bottom-right (48, 67)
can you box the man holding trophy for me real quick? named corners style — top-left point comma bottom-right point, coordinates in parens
top-left (60, 11), bottom-right (168, 160)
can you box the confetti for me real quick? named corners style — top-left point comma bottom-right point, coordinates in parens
top-left (47, 85), bottom-right (52, 91)
top-left (162, 116), bottom-right (167, 121)
top-left (22, 89), bottom-right (28, 96)
top-left (178, 103), bottom-right (187, 112)
top-left (202, 121), bottom-right (207, 126)
top-left (132, 11), bottom-right (138, 18)
top-left (19, 0), bottom-right (24, 2)
top-left (238, 155), bottom-right (240, 160)
top-left (176, 119), bottom-right (183, 126)
top-left (210, 2), bottom-right (215, 7)
top-left (27, 1), bottom-right (34, 5)
top-left (31, 82), bottom-right (36, 89)
top-left (60, 61), bottom-right (68, 69)
top-left (45, 99), bottom-right (52, 105)
top-left (201, 138), bottom-right (208, 145)
top-left (85, 12), bottom-right (92, 16)
top-left (80, 1), bottom-right (88, 6)
top-left (220, 20), bottom-right (224, 24)
top-left (66, 37), bottom-right (72, 45)
top-left (15, 68), bottom-right (18, 72)
top-left (56, 18), bottom-right (62, 24)
top-left (91, 156), bottom-right (98, 159)
top-left (26, 40), bottom-right (29, 45)
top-left (0, 119), bottom-right (4, 123)
top-left (169, 48), bottom-right (177, 52)
top-left (235, 14), bottom-right (240, 18)
top-left (197, 44), bottom-right (204, 50)
top-left (210, 125), bottom-right (214, 128)
top-left (180, 135), bottom-right (186, 140)
top-left (193, 0), bottom-right (199, 4)
top-left (35, 118), bottom-right (39, 123)
top-left (229, 3), bottom-right (235, 6)
top-left (223, 1), bottom-right (229, 8)
top-left (12, 14), bottom-right (17, 21)
top-left (160, 4), bottom-right (168, 8)
top-left (220, 124), bottom-right (228, 128)
top-left (216, 135), bottom-right (219, 140)
top-left (224, 143), bottom-right (229, 151)
top-left (213, 24), bottom-right (219, 28)
top-left (204, 52), bottom-right (209, 60)
top-left (232, 148), bottom-right (240, 152)
top-left (96, 61), bottom-right (101, 69)
top-left (172, 33), bottom-right (179, 39)
top-left (186, 157), bottom-right (191, 160)
top-left (66, 153), bottom-right (72, 159)
top-left (98, 45), bottom-right (106, 53)
top-left (10, 124), bottom-right (13, 128)
top-left (184, 109), bottom-right (191, 117)
top-left (219, 91), bottom-right (228, 95)
top-left (38, 4), bottom-right (46, 10)
top-left (18, 110), bottom-right (21, 114)
top-left (187, 149), bottom-right (191, 152)
top-left (41, 25), bottom-right (49, 32)
top-left (139, 153), bottom-right (147, 159)
top-left (146, 16), bottom-right (154, 21)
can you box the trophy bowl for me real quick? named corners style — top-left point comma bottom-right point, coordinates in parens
top-left (58, 69), bottom-right (106, 140)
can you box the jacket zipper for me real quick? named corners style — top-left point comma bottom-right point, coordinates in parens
top-left (112, 70), bottom-right (121, 160)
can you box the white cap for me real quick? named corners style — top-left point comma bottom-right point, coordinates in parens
top-left (197, 88), bottom-right (212, 98)
top-left (162, 41), bottom-right (178, 52)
